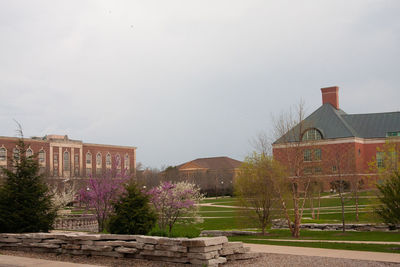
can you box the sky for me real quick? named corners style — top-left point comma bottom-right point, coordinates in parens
top-left (0, 1), bottom-right (399, 169)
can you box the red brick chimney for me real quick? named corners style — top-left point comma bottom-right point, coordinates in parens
top-left (321, 86), bottom-right (339, 109)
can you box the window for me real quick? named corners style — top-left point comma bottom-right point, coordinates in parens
top-left (304, 149), bottom-right (312, 162)
top-left (63, 151), bottom-right (70, 171)
top-left (116, 154), bottom-right (121, 170)
top-left (304, 167), bottom-right (313, 175)
top-left (96, 153), bottom-right (102, 175)
top-left (314, 167), bottom-right (322, 174)
top-left (13, 148), bottom-right (20, 161)
top-left (377, 152), bottom-right (384, 168)
top-left (96, 153), bottom-right (102, 166)
top-left (38, 150), bottom-right (45, 164)
top-left (124, 154), bottom-right (129, 170)
top-left (26, 148), bottom-right (33, 157)
top-left (86, 168), bottom-right (92, 176)
top-left (387, 131), bottom-right (400, 137)
top-left (332, 165), bottom-right (337, 173)
top-left (53, 154), bottom-right (58, 176)
top-left (74, 154), bottom-right (79, 176)
top-left (0, 147), bottom-right (6, 162)
top-left (86, 152), bottom-right (92, 165)
top-left (302, 129), bottom-right (322, 141)
top-left (106, 153), bottom-right (111, 169)
top-left (314, 149), bottom-right (321, 161)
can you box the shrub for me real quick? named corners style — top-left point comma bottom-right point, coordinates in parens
top-left (107, 182), bottom-right (157, 235)
top-left (376, 172), bottom-right (400, 226)
top-left (0, 139), bottom-right (57, 232)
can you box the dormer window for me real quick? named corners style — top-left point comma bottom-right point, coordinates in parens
top-left (302, 129), bottom-right (322, 141)
top-left (387, 131), bottom-right (400, 137)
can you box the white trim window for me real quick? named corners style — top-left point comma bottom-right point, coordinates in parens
top-left (26, 148), bottom-right (33, 158)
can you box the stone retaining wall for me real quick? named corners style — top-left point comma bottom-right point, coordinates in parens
top-left (54, 215), bottom-right (98, 232)
top-left (272, 223), bottom-right (399, 231)
top-left (0, 233), bottom-right (259, 266)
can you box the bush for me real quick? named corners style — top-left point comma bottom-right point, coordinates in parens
top-left (107, 182), bottom-right (156, 235)
top-left (0, 139), bottom-right (57, 233)
top-left (376, 172), bottom-right (400, 226)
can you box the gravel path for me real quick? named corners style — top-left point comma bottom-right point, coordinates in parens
top-left (1, 249), bottom-right (399, 267)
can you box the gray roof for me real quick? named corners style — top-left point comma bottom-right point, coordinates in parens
top-left (274, 104), bottom-right (400, 143)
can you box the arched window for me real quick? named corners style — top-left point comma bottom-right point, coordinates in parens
top-left (63, 151), bottom-right (70, 171)
top-left (116, 154), bottom-right (121, 170)
top-left (302, 128), bottom-right (322, 141)
top-left (124, 154), bottom-right (129, 170)
top-left (38, 150), bottom-right (46, 164)
top-left (0, 147), bottom-right (6, 162)
top-left (106, 153), bottom-right (111, 169)
top-left (96, 153), bottom-right (102, 175)
top-left (26, 148), bottom-right (33, 157)
top-left (86, 152), bottom-right (92, 165)
top-left (96, 153), bottom-right (102, 166)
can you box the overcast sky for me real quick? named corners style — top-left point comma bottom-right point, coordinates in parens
top-left (0, 1), bottom-right (399, 168)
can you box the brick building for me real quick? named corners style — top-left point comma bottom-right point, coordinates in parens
top-left (0, 134), bottom-right (136, 179)
top-left (273, 86), bottom-right (400, 190)
top-left (163, 157), bottom-right (242, 196)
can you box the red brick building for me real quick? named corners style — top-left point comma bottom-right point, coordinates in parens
top-left (273, 86), bottom-right (400, 190)
top-left (0, 134), bottom-right (136, 178)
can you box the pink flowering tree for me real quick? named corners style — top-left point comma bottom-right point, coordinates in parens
top-left (77, 157), bottom-right (129, 232)
top-left (148, 181), bottom-right (203, 234)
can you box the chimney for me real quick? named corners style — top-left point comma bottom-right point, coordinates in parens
top-left (321, 86), bottom-right (339, 109)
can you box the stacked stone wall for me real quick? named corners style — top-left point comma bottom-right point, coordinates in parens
top-left (54, 215), bottom-right (98, 232)
top-left (0, 233), bottom-right (259, 267)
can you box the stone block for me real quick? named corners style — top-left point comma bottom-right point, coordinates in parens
top-left (0, 237), bottom-right (20, 243)
top-left (29, 242), bottom-right (60, 249)
top-left (22, 238), bottom-right (42, 243)
top-left (136, 236), bottom-right (161, 244)
top-left (226, 252), bottom-right (261, 261)
top-left (28, 233), bottom-right (59, 239)
top-left (188, 244), bottom-right (222, 253)
top-left (90, 251), bottom-right (124, 258)
top-left (74, 234), bottom-right (102, 241)
top-left (181, 236), bottom-right (228, 247)
top-left (222, 242), bottom-right (243, 249)
top-left (94, 240), bottom-right (135, 247)
top-left (158, 237), bottom-right (187, 246)
top-left (81, 245), bottom-right (113, 252)
top-left (187, 251), bottom-right (219, 260)
top-left (114, 246), bottom-right (138, 254)
top-left (62, 244), bottom-right (81, 250)
top-left (72, 240), bottom-right (94, 245)
top-left (155, 244), bottom-right (187, 252)
top-left (140, 249), bottom-right (183, 258)
top-left (99, 234), bottom-right (138, 240)
top-left (0, 242), bottom-right (23, 247)
top-left (137, 243), bottom-right (155, 250)
top-left (44, 239), bottom-right (67, 244)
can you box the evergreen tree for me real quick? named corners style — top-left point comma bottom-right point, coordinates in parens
top-left (376, 172), bottom-right (400, 226)
top-left (108, 182), bottom-right (156, 235)
top-left (0, 139), bottom-right (57, 233)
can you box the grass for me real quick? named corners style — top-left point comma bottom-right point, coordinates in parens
top-left (227, 238), bottom-right (400, 254)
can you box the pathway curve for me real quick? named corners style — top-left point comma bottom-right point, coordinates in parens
top-left (245, 243), bottom-right (400, 263)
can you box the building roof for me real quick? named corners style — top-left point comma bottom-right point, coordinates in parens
top-left (177, 156), bottom-right (242, 171)
top-left (274, 103), bottom-right (400, 143)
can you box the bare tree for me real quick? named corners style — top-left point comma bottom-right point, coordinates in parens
top-left (271, 101), bottom-right (316, 238)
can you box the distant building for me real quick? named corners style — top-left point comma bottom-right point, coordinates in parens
top-left (165, 156), bottom-right (242, 196)
top-left (0, 134), bottom-right (136, 179)
top-left (273, 86), bottom-right (400, 190)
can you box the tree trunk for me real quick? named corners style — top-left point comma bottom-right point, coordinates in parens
top-left (339, 184), bottom-right (345, 233)
top-left (355, 188), bottom-right (359, 222)
top-left (310, 195), bottom-right (315, 220)
top-left (317, 190), bottom-right (321, 220)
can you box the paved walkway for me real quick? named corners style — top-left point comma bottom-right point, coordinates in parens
top-left (252, 239), bottom-right (400, 245)
top-left (0, 255), bottom-right (99, 267)
top-left (245, 243), bottom-right (400, 263)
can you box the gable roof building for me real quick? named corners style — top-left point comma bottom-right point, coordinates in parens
top-left (273, 86), bottom-right (400, 189)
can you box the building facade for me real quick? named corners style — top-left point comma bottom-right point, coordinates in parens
top-left (0, 134), bottom-right (136, 179)
top-left (273, 86), bottom-right (400, 190)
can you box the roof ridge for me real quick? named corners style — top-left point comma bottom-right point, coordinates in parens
top-left (333, 108), bottom-right (359, 137)
top-left (343, 110), bottom-right (400, 116)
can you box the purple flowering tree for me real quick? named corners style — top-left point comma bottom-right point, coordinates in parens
top-left (77, 157), bottom-right (129, 232)
top-left (148, 181), bottom-right (203, 234)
